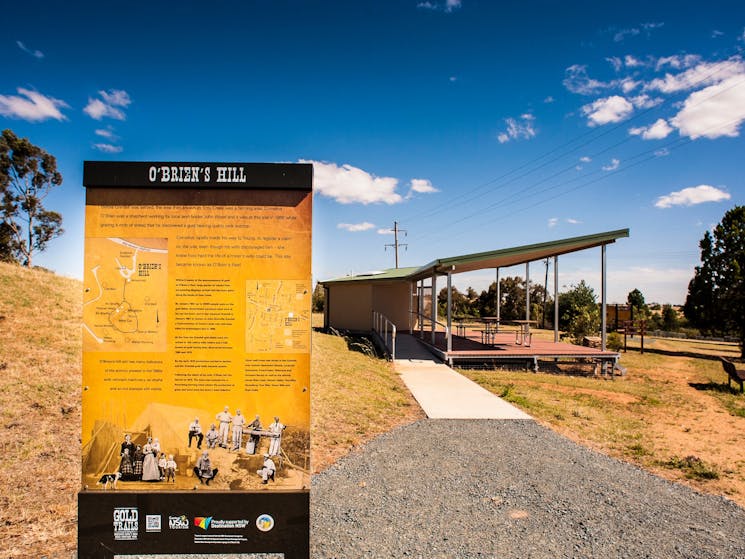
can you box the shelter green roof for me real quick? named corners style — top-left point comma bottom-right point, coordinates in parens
top-left (321, 228), bottom-right (629, 285)
top-left (322, 266), bottom-right (420, 284)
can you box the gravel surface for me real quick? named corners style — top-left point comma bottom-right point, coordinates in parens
top-left (311, 419), bottom-right (745, 559)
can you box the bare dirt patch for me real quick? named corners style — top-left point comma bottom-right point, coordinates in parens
top-left (463, 336), bottom-right (745, 507)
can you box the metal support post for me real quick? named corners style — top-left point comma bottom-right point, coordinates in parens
top-left (601, 245), bottom-right (607, 352)
top-left (554, 256), bottom-right (559, 343)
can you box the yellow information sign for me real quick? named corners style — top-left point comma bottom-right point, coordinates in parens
top-left (81, 164), bottom-right (311, 496)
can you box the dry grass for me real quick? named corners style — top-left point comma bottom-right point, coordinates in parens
top-left (0, 263), bottom-right (422, 557)
top-left (0, 262), bottom-right (81, 559)
top-left (310, 325), bottom-right (425, 472)
top-left (462, 335), bottom-right (745, 506)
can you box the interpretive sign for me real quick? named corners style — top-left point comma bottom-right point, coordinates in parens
top-left (78, 162), bottom-right (312, 558)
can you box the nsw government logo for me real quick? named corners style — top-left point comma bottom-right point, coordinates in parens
top-left (113, 507), bottom-right (138, 541)
top-left (256, 513), bottom-right (274, 532)
top-left (169, 515), bottom-right (189, 530)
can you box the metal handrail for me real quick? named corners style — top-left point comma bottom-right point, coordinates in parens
top-left (372, 311), bottom-right (397, 360)
top-left (409, 310), bottom-right (451, 351)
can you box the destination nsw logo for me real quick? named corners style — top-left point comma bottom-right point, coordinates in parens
top-left (194, 516), bottom-right (249, 530)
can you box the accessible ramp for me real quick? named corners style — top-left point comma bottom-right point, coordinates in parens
top-left (394, 334), bottom-right (532, 420)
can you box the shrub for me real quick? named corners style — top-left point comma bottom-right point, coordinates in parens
top-left (606, 331), bottom-right (623, 351)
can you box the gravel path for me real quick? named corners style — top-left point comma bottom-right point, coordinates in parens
top-left (311, 419), bottom-right (745, 559)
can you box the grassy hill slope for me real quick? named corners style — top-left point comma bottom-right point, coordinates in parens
top-left (0, 262), bottom-right (81, 558)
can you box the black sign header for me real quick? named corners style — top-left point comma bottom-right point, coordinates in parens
top-left (84, 161), bottom-right (313, 190)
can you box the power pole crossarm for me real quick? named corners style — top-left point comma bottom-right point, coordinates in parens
top-left (384, 221), bottom-right (408, 268)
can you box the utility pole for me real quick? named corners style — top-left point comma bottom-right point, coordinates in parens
top-left (384, 221), bottom-right (408, 268)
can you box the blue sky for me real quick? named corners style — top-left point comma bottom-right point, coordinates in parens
top-left (2, 0), bottom-right (744, 304)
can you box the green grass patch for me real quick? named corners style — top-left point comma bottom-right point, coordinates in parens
top-left (660, 455), bottom-right (720, 481)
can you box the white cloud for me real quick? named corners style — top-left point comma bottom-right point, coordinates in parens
top-left (337, 222), bottom-right (376, 232)
top-left (544, 96), bottom-right (555, 103)
top-left (642, 22), bottom-right (665, 32)
top-left (625, 55), bottom-right (643, 68)
top-left (607, 57), bottom-right (623, 72)
top-left (655, 185), bottom-right (731, 208)
top-left (646, 58), bottom-right (745, 93)
top-left (549, 217), bottom-right (581, 228)
top-left (0, 87), bottom-right (68, 122)
top-left (711, 30), bottom-right (724, 39)
top-left (629, 118), bottom-right (673, 140)
top-left (95, 127), bottom-right (118, 140)
top-left (630, 94), bottom-right (662, 109)
top-left (655, 54), bottom-right (702, 71)
top-left (563, 64), bottom-right (609, 95)
top-left (301, 160), bottom-right (403, 205)
top-left (84, 89), bottom-right (132, 120)
top-left (93, 143), bottom-right (123, 154)
top-left (620, 78), bottom-right (640, 93)
top-left (409, 178), bottom-right (439, 194)
top-left (417, 0), bottom-right (461, 12)
top-left (670, 74), bottom-right (745, 139)
top-left (614, 28), bottom-right (641, 42)
top-left (16, 41), bottom-right (44, 59)
top-left (602, 158), bottom-right (620, 171)
top-left (377, 228), bottom-right (394, 235)
top-left (581, 95), bottom-right (634, 126)
top-left (579, 156), bottom-right (592, 163)
top-left (613, 22), bottom-right (663, 43)
top-left (100, 90), bottom-right (131, 107)
top-left (497, 113), bottom-right (536, 143)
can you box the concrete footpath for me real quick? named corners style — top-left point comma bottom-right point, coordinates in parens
top-left (393, 333), bottom-right (531, 420)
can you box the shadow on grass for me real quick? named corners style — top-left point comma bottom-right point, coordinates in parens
top-left (688, 381), bottom-right (742, 395)
top-left (316, 326), bottom-right (383, 358)
top-left (625, 347), bottom-right (726, 361)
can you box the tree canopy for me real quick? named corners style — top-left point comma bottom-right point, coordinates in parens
top-left (558, 280), bottom-right (599, 343)
top-left (683, 205), bottom-right (745, 357)
top-left (627, 288), bottom-right (647, 314)
top-left (435, 276), bottom-right (550, 323)
top-left (0, 129), bottom-right (64, 267)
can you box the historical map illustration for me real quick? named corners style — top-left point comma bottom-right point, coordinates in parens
top-left (245, 280), bottom-right (310, 353)
top-left (83, 238), bottom-right (168, 352)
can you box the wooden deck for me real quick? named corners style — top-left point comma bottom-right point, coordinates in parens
top-left (412, 328), bottom-right (619, 371)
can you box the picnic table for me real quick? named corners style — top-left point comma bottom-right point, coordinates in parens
top-left (510, 320), bottom-right (536, 347)
top-left (478, 317), bottom-right (501, 345)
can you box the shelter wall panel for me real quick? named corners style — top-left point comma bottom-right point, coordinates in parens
top-left (372, 283), bottom-right (411, 330)
top-left (328, 284), bottom-right (373, 331)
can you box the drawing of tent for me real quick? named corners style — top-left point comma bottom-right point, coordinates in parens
top-left (129, 402), bottom-right (214, 457)
top-left (83, 402), bottom-right (214, 479)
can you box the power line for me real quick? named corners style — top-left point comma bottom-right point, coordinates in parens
top-left (419, 111), bottom-right (745, 246)
top-left (409, 75), bottom-right (745, 244)
top-left (403, 56), bottom-right (744, 227)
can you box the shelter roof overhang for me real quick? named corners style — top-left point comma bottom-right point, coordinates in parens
top-left (322, 228), bottom-right (629, 285)
top-left (407, 228), bottom-right (629, 282)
